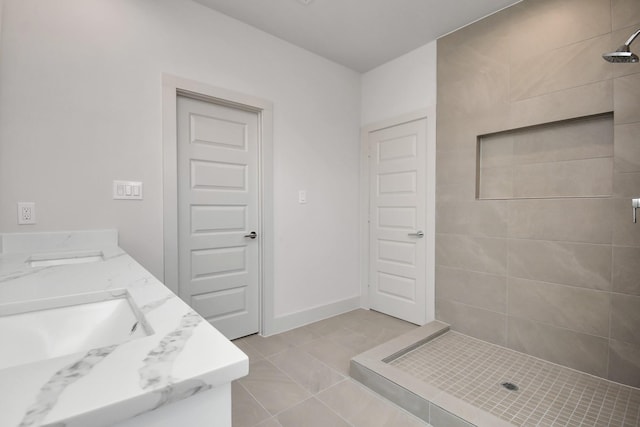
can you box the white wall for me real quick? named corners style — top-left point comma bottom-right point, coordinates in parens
top-left (359, 40), bottom-right (438, 323)
top-left (361, 42), bottom-right (437, 125)
top-left (0, 0), bottom-right (361, 323)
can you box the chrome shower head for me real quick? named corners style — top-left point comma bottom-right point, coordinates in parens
top-left (603, 28), bottom-right (640, 63)
top-left (602, 47), bottom-right (639, 63)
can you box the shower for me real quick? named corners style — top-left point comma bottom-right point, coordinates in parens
top-left (602, 28), bottom-right (640, 63)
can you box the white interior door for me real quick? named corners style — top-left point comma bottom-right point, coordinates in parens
top-left (177, 95), bottom-right (260, 340)
top-left (368, 118), bottom-right (427, 325)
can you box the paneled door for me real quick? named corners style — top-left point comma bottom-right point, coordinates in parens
top-left (177, 95), bottom-right (260, 340)
top-left (368, 118), bottom-right (427, 325)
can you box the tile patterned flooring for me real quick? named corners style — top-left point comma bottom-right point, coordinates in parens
top-left (231, 309), bottom-right (431, 427)
top-left (390, 331), bottom-right (640, 427)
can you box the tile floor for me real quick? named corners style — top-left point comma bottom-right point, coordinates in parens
top-left (231, 309), bottom-right (432, 427)
top-left (391, 331), bottom-right (640, 427)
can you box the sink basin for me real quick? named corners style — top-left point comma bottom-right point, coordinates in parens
top-left (0, 291), bottom-right (151, 370)
top-left (27, 250), bottom-right (104, 267)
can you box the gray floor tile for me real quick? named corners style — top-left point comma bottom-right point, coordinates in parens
top-left (269, 347), bottom-right (344, 393)
top-left (318, 379), bottom-right (430, 427)
top-left (349, 316), bottom-right (417, 342)
top-left (371, 327), bottom-right (417, 346)
top-left (276, 325), bottom-right (322, 347)
top-left (316, 379), bottom-right (373, 420)
top-left (242, 333), bottom-right (291, 357)
top-left (328, 309), bottom-right (371, 329)
top-left (305, 315), bottom-right (352, 336)
top-left (299, 336), bottom-right (359, 375)
top-left (231, 309), bottom-right (420, 426)
top-left (346, 308), bottom-right (406, 327)
top-left (233, 338), bottom-right (265, 364)
top-left (238, 359), bottom-right (311, 415)
top-left (254, 417), bottom-right (282, 427)
top-left (327, 327), bottom-right (381, 354)
top-left (277, 398), bottom-right (351, 427)
top-left (232, 382), bottom-right (270, 427)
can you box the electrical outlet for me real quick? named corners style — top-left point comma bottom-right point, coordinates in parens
top-left (17, 202), bottom-right (36, 225)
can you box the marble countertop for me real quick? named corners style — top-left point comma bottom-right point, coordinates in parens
top-left (0, 230), bottom-right (248, 427)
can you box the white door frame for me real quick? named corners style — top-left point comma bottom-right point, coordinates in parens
top-left (162, 74), bottom-right (275, 336)
top-left (359, 108), bottom-right (436, 323)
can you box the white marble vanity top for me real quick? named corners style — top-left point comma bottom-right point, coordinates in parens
top-left (0, 230), bottom-right (248, 427)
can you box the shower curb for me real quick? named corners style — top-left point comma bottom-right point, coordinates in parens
top-left (350, 320), bottom-right (515, 427)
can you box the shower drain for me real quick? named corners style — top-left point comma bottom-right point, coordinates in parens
top-left (501, 382), bottom-right (519, 391)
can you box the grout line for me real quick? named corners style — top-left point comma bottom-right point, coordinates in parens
top-left (313, 394), bottom-right (357, 427)
top-left (443, 291), bottom-right (613, 342)
top-left (436, 231), bottom-right (614, 247)
top-left (233, 381), bottom-right (274, 427)
top-left (508, 75), bottom-right (613, 104)
top-left (266, 354), bottom-right (316, 397)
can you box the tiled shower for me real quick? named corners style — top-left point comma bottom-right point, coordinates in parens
top-left (435, 0), bottom-right (640, 388)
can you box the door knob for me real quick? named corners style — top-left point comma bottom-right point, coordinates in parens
top-left (408, 231), bottom-right (424, 238)
top-left (244, 231), bottom-right (257, 239)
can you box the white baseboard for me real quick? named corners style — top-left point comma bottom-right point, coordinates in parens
top-left (263, 296), bottom-right (361, 336)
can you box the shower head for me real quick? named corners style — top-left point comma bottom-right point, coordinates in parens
top-left (603, 28), bottom-right (640, 63)
top-left (602, 46), bottom-right (639, 63)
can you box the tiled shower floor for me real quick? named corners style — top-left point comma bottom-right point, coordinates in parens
top-left (390, 331), bottom-right (640, 427)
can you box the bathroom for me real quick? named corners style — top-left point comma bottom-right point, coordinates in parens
top-left (0, 0), bottom-right (639, 426)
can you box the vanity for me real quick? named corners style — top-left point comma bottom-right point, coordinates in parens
top-left (0, 230), bottom-right (248, 427)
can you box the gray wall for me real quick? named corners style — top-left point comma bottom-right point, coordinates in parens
top-left (435, 0), bottom-right (640, 386)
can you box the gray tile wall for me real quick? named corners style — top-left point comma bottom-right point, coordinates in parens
top-left (478, 115), bottom-right (614, 200)
top-left (436, 0), bottom-right (640, 386)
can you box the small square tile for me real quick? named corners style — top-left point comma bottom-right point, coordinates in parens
top-left (388, 331), bottom-right (640, 426)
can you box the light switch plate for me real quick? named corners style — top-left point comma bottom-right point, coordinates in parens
top-left (298, 190), bottom-right (307, 204)
top-left (113, 181), bottom-right (143, 200)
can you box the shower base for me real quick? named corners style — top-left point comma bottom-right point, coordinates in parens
top-left (350, 321), bottom-right (640, 427)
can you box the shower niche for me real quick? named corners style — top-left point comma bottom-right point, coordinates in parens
top-left (476, 112), bottom-right (614, 200)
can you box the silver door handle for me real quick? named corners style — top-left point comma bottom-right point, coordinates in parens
top-left (244, 231), bottom-right (257, 239)
top-left (408, 231), bottom-right (424, 238)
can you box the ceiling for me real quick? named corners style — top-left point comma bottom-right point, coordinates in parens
top-left (192, 0), bottom-right (522, 72)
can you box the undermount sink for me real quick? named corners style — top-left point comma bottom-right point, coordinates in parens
top-left (0, 291), bottom-right (151, 370)
top-left (27, 250), bottom-right (104, 267)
